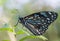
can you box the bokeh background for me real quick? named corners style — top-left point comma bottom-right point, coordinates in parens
top-left (0, 0), bottom-right (60, 41)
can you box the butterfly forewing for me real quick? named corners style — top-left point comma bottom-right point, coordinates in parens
top-left (19, 11), bottom-right (58, 35)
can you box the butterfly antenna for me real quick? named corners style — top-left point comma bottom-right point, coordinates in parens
top-left (14, 19), bottom-right (19, 27)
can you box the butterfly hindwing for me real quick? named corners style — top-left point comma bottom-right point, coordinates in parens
top-left (19, 11), bottom-right (58, 35)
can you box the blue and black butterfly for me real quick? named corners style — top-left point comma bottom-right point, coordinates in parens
top-left (16, 11), bottom-right (58, 35)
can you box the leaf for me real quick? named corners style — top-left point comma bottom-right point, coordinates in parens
top-left (0, 28), bottom-right (13, 32)
top-left (16, 29), bottom-right (25, 35)
top-left (37, 35), bottom-right (48, 41)
top-left (2, 40), bottom-right (10, 41)
top-left (16, 29), bottom-right (30, 35)
top-left (19, 35), bottom-right (48, 41)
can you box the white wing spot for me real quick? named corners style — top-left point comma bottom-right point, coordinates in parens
top-left (44, 23), bottom-right (46, 24)
top-left (54, 14), bottom-right (56, 16)
top-left (52, 15), bottom-right (53, 18)
top-left (43, 26), bottom-right (45, 28)
top-left (49, 12), bottom-right (51, 15)
top-left (42, 20), bottom-right (44, 22)
top-left (47, 18), bottom-right (50, 20)
top-left (48, 21), bottom-right (50, 23)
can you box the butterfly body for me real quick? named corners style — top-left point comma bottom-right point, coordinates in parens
top-left (18, 11), bottom-right (58, 35)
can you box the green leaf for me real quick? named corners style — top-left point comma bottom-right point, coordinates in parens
top-left (16, 29), bottom-right (30, 35)
top-left (16, 29), bottom-right (25, 35)
top-left (19, 35), bottom-right (48, 41)
top-left (37, 35), bottom-right (48, 41)
top-left (2, 40), bottom-right (10, 41)
top-left (0, 28), bottom-right (13, 32)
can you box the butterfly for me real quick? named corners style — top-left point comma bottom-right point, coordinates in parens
top-left (15, 11), bottom-right (58, 35)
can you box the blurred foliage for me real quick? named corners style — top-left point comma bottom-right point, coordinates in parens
top-left (0, 0), bottom-right (7, 5)
top-left (19, 35), bottom-right (48, 41)
top-left (10, 9), bottom-right (19, 14)
top-left (0, 23), bottom-right (13, 32)
top-left (2, 40), bottom-right (10, 41)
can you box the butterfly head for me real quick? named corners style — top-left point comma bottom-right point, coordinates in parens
top-left (18, 17), bottom-right (24, 23)
top-left (19, 17), bottom-right (23, 21)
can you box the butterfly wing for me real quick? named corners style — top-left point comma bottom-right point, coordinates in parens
top-left (20, 11), bottom-right (58, 35)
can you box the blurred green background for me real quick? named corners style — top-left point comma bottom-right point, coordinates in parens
top-left (0, 0), bottom-right (60, 41)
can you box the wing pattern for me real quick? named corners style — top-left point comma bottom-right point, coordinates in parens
top-left (19, 11), bottom-right (58, 35)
